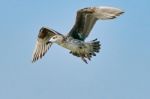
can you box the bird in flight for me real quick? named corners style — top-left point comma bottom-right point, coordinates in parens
top-left (32, 6), bottom-right (124, 64)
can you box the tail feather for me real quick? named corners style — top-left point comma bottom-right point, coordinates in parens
top-left (70, 39), bottom-right (101, 64)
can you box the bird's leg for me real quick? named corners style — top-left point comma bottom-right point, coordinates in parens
top-left (85, 54), bottom-right (91, 61)
top-left (81, 57), bottom-right (88, 64)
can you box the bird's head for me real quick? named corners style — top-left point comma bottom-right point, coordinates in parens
top-left (49, 35), bottom-right (64, 43)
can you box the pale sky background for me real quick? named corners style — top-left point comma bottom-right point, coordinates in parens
top-left (0, 0), bottom-right (150, 99)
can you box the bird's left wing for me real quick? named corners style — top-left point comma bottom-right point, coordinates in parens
top-left (67, 6), bottom-right (124, 41)
top-left (32, 27), bottom-right (59, 62)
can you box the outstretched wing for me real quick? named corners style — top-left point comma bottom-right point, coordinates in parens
top-left (67, 6), bottom-right (124, 41)
top-left (32, 27), bottom-right (60, 62)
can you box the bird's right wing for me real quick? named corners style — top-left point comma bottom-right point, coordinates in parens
top-left (67, 6), bottom-right (124, 41)
top-left (32, 27), bottom-right (60, 62)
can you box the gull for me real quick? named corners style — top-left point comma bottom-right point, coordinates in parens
top-left (32, 6), bottom-right (124, 63)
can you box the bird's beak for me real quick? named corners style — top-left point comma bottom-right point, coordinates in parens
top-left (49, 38), bottom-right (55, 43)
top-left (49, 38), bottom-right (52, 42)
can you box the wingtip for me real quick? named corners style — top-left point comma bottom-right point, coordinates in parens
top-left (121, 11), bottom-right (125, 14)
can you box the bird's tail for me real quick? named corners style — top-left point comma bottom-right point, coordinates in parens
top-left (70, 39), bottom-right (101, 64)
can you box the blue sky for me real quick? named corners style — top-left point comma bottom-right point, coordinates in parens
top-left (0, 0), bottom-right (150, 99)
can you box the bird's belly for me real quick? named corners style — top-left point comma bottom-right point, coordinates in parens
top-left (57, 39), bottom-right (83, 52)
top-left (60, 42), bottom-right (79, 51)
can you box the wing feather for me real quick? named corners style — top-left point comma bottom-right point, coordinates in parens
top-left (68, 6), bottom-right (124, 40)
top-left (32, 27), bottom-right (59, 62)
